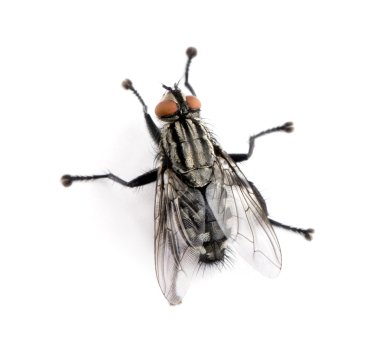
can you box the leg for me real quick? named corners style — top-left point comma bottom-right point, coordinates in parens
top-left (122, 79), bottom-right (161, 144)
top-left (248, 181), bottom-right (314, 241)
top-left (61, 169), bottom-right (157, 188)
top-left (248, 180), bottom-right (269, 215)
top-left (268, 218), bottom-right (314, 241)
top-left (229, 122), bottom-right (294, 163)
top-left (184, 47), bottom-right (197, 96)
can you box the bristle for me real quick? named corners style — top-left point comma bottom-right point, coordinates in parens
top-left (196, 248), bottom-right (234, 276)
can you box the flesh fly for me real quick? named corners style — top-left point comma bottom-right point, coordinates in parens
top-left (62, 47), bottom-right (314, 305)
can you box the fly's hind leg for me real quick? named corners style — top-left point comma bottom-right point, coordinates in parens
top-left (248, 181), bottom-right (314, 241)
top-left (61, 169), bottom-right (158, 188)
top-left (229, 122), bottom-right (294, 163)
top-left (268, 218), bottom-right (314, 241)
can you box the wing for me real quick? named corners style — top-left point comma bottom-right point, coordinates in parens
top-left (154, 164), bottom-right (205, 305)
top-left (206, 150), bottom-right (282, 277)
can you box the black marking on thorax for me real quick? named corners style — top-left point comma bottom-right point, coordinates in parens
top-left (162, 118), bottom-right (215, 173)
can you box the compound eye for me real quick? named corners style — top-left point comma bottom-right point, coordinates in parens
top-left (186, 96), bottom-right (201, 110)
top-left (155, 100), bottom-right (178, 118)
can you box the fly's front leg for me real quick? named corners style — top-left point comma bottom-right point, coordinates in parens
top-left (184, 47), bottom-right (198, 96)
top-left (229, 122), bottom-right (294, 163)
top-left (61, 169), bottom-right (158, 188)
top-left (122, 79), bottom-right (161, 144)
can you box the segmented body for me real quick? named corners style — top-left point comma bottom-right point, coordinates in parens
top-left (159, 117), bottom-right (227, 264)
top-left (161, 117), bottom-right (215, 188)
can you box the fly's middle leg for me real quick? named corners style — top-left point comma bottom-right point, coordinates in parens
top-left (61, 169), bottom-right (157, 188)
top-left (229, 122), bottom-right (294, 163)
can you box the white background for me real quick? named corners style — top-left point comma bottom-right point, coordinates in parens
top-left (1, 1), bottom-right (379, 338)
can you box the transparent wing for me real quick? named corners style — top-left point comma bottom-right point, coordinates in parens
top-left (206, 151), bottom-right (282, 277)
top-left (154, 165), bottom-right (204, 305)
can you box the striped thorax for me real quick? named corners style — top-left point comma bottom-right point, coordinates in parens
top-left (154, 85), bottom-right (215, 187)
top-left (161, 117), bottom-right (215, 187)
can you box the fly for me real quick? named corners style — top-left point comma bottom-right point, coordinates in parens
top-left (61, 47), bottom-right (314, 305)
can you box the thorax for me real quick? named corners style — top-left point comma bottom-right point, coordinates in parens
top-left (161, 117), bottom-right (215, 187)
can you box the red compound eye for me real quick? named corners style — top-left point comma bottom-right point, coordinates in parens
top-left (186, 96), bottom-right (201, 110)
top-left (155, 100), bottom-right (178, 118)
